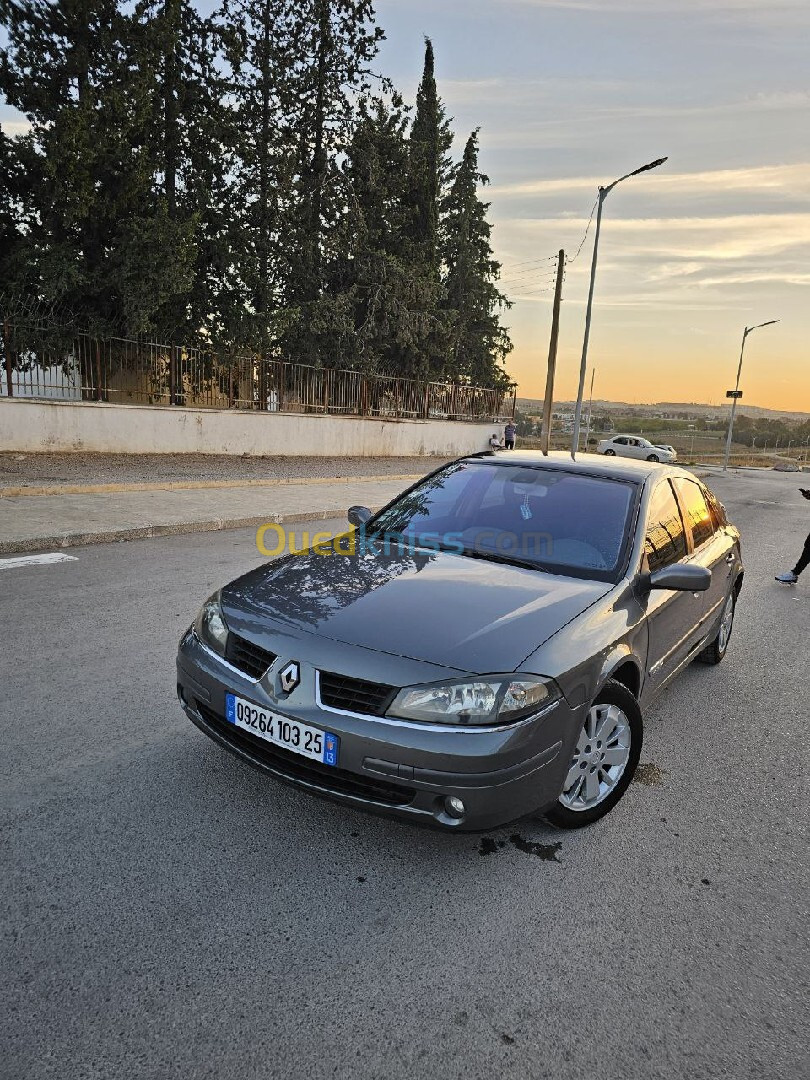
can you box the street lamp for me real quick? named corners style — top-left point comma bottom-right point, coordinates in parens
top-left (571, 156), bottom-right (668, 457)
top-left (582, 367), bottom-right (596, 452)
top-left (722, 318), bottom-right (779, 471)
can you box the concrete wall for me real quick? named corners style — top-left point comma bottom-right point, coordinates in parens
top-left (0, 398), bottom-right (496, 457)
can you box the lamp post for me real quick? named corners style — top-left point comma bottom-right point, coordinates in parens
top-left (722, 320), bottom-right (778, 471)
top-left (582, 367), bottom-right (596, 452)
top-left (571, 156), bottom-right (668, 457)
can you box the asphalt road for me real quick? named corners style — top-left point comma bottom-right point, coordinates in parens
top-left (2, 469), bottom-right (807, 1080)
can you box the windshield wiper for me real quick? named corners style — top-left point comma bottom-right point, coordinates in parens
top-left (457, 546), bottom-right (549, 573)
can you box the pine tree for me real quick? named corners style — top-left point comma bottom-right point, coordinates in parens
top-left (278, 0), bottom-right (384, 366)
top-left (212, 0), bottom-right (301, 355)
top-left (441, 130), bottom-right (512, 389)
top-left (0, 128), bottom-right (33, 302)
top-left (133, 0), bottom-right (231, 342)
top-left (0, 0), bottom-right (194, 335)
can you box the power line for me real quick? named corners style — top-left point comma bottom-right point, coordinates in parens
top-left (565, 195), bottom-right (599, 265)
top-left (500, 254), bottom-right (559, 271)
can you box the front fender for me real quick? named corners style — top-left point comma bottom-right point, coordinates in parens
top-left (597, 644), bottom-right (644, 699)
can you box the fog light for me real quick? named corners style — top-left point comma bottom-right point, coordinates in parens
top-left (445, 796), bottom-right (466, 819)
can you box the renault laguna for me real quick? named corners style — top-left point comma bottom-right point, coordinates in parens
top-left (176, 452), bottom-right (742, 830)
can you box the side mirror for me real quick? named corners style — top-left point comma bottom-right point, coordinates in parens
top-left (648, 564), bottom-right (711, 592)
top-left (347, 505), bottom-right (372, 527)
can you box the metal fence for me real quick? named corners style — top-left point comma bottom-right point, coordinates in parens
top-left (0, 319), bottom-right (516, 423)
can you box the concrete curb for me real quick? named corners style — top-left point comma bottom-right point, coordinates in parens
top-left (0, 506), bottom-right (386, 555)
top-left (0, 473), bottom-right (422, 498)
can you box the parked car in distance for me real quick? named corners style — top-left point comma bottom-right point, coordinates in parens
top-left (597, 435), bottom-right (677, 462)
top-left (177, 452), bottom-right (741, 833)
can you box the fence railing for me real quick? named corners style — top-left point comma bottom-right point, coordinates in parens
top-left (0, 319), bottom-right (516, 423)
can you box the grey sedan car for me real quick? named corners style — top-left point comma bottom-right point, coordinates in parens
top-left (176, 452), bottom-right (742, 831)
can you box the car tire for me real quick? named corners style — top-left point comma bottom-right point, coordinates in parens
top-left (646, 454), bottom-right (660, 462)
top-left (604, 449), bottom-right (616, 456)
top-left (544, 680), bottom-right (643, 829)
top-left (697, 589), bottom-right (735, 665)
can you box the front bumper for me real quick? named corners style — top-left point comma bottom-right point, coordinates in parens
top-left (176, 629), bottom-right (584, 832)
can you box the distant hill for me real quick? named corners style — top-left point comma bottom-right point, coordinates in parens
top-left (516, 398), bottom-right (810, 422)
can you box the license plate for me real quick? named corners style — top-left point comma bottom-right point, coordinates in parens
top-left (225, 694), bottom-right (338, 766)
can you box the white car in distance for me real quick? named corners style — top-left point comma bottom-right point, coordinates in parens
top-left (596, 435), bottom-right (677, 463)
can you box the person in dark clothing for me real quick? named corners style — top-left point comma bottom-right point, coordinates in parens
top-left (504, 421), bottom-right (516, 450)
top-left (775, 488), bottom-right (810, 583)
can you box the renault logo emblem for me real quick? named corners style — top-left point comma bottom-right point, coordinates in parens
top-left (279, 661), bottom-right (300, 694)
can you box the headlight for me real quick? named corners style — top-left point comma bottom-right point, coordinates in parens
top-left (194, 592), bottom-right (229, 657)
top-left (387, 674), bottom-right (559, 726)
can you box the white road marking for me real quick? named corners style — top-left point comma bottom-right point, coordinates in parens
top-left (0, 552), bottom-right (79, 570)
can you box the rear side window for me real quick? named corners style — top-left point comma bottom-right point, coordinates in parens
top-left (644, 480), bottom-right (687, 572)
top-left (675, 479), bottom-right (715, 548)
top-left (705, 487), bottom-right (728, 529)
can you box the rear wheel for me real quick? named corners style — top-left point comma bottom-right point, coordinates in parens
top-left (604, 448), bottom-right (616, 456)
top-left (544, 680), bottom-right (643, 829)
top-left (698, 590), bottom-right (735, 665)
top-left (647, 453), bottom-right (660, 462)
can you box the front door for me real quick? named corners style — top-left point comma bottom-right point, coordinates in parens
top-left (641, 478), bottom-right (707, 688)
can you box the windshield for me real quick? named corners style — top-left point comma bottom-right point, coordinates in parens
top-left (369, 461), bottom-right (639, 582)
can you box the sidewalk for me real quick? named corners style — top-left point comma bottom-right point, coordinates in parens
top-left (0, 474), bottom-right (420, 554)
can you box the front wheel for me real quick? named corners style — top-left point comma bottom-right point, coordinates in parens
top-left (698, 590), bottom-right (735, 665)
top-left (545, 680), bottom-right (643, 828)
top-left (603, 449), bottom-right (616, 456)
top-left (647, 453), bottom-right (660, 462)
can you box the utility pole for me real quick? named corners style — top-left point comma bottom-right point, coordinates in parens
top-left (540, 249), bottom-right (565, 455)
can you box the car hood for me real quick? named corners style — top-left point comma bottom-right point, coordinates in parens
top-left (221, 547), bottom-right (612, 673)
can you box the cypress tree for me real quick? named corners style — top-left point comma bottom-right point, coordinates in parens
top-left (441, 130), bottom-right (512, 389)
top-left (338, 93), bottom-right (447, 377)
top-left (407, 37), bottom-right (452, 279)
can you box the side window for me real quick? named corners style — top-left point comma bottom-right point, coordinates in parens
top-left (644, 480), bottom-right (688, 572)
top-left (615, 437), bottom-right (627, 445)
top-left (675, 479), bottom-right (715, 548)
top-left (704, 487), bottom-right (728, 530)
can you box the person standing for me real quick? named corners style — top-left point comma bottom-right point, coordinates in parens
top-left (775, 488), bottom-right (810, 583)
top-left (504, 421), bottom-right (516, 450)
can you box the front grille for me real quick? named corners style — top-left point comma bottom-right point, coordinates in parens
top-left (225, 633), bottom-right (276, 680)
top-left (319, 672), bottom-right (397, 717)
top-left (195, 702), bottom-right (414, 807)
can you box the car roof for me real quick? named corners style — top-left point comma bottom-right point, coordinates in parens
top-left (462, 449), bottom-right (693, 484)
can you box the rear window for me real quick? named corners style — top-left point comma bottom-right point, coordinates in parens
top-left (675, 478), bottom-right (715, 548)
top-left (369, 461), bottom-right (639, 582)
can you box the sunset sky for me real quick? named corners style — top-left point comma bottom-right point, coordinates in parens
top-left (378, 0), bottom-right (809, 412)
top-left (2, 0), bottom-right (807, 411)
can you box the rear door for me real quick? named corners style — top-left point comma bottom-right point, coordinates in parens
top-left (641, 478), bottom-right (707, 688)
top-left (673, 477), bottom-right (736, 639)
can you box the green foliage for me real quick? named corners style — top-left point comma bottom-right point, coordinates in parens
top-left (441, 130), bottom-right (512, 390)
top-left (408, 37), bottom-right (453, 278)
top-left (0, 5), bottom-right (513, 388)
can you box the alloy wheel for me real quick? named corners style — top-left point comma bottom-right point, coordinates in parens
top-left (717, 593), bottom-right (735, 654)
top-left (559, 704), bottom-right (632, 812)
